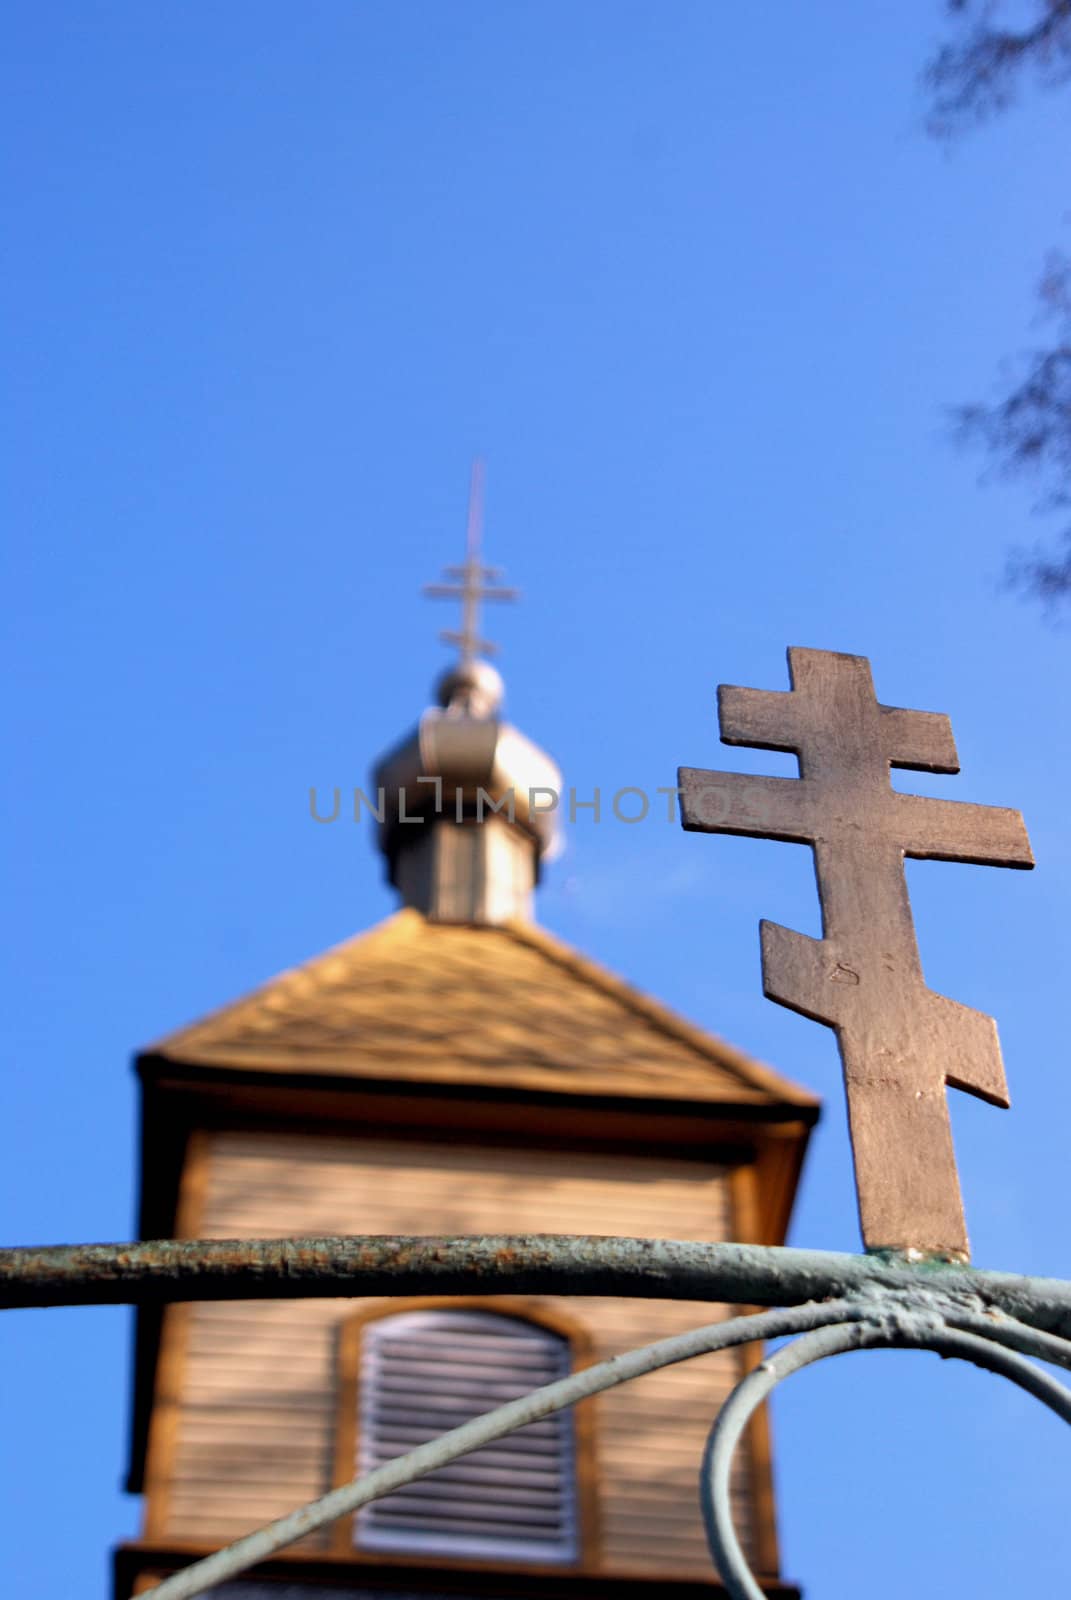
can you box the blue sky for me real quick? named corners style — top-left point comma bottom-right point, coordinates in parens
top-left (2, 4), bottom-right (1069, 1595)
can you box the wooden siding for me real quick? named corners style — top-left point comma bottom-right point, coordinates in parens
top-left (148, 1130), bottom-right (757, 1578)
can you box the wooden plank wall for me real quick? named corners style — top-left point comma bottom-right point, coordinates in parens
top-left (145, 1130), bottom-right (757, 1578)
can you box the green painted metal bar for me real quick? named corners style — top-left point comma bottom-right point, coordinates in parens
top-left (2, 1233), bottom-right (1070, 1336)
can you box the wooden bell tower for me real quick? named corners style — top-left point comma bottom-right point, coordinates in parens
top-left (116, 526), bottom-right (818, 1599)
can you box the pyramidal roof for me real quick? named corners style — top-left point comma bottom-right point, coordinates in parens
top-left (145, 908), bottom-right (817, 1111)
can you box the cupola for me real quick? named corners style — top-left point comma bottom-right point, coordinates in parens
top-left (372, 466), bottom-right (561, 924)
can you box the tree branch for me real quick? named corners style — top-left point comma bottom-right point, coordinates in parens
top-left (927, 0), bottom-right (1071, 135)
top-left (952, 255), bottom-right (1071, 601)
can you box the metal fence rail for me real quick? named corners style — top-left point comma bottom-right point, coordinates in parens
top-left (3, 1234), bottom-right (1069, 1600)
top-left (4, 1233), bottom-right (1071, 1330)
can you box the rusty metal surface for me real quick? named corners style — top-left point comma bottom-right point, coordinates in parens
top-left (3, 1232), bottom-right (1071, 1337)
top-left (679, 647), bottom-right (1033, 1259)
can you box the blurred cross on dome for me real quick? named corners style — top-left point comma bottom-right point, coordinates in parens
top-left (423, 459), bottom-right (518, 667)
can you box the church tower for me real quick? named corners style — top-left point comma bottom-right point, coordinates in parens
top-left (117, 490), bottom-right (819, 1599)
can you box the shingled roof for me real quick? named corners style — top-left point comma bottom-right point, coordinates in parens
top-left (145, 908), bottom-right (816, 1111)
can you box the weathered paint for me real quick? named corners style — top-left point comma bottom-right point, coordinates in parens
top-left (3, 1234), bottom-right (1070, 1339)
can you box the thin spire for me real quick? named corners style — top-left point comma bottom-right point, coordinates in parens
top-left (423, 460), bottom-right (518, 662)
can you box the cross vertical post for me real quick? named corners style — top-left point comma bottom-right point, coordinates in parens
top-left (678, 647), bottom-right (1033, 1258)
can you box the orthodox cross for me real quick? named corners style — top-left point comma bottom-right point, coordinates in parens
top-left (679, 647), bottom-right (1033, 1259)
top-left (424, 460), bottom-right (518, 661)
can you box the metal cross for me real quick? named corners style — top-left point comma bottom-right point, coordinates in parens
top-left (679, 647), bottom-right (1034, 1259)
top-left (424, 460), bottom-right (518, 661)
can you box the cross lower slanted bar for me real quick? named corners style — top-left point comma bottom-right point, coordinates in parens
top-left (679, 647), bottom-right (1033, 1259)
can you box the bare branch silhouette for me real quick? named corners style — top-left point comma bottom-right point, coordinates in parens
top-left (926, 5), bottom-right (1071, 604)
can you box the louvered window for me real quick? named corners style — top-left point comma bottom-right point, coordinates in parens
top-left (354, 1309), bottom-right (578, 1564)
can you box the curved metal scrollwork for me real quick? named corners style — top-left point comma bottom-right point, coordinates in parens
top-left (701, 1300), bottom-right (1071, 1600)
top-left (137, 1278), bottom-right (1071, 1600)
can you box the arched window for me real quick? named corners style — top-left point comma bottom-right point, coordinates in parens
top-left (343, 1306), bottom-right (581, 1565)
